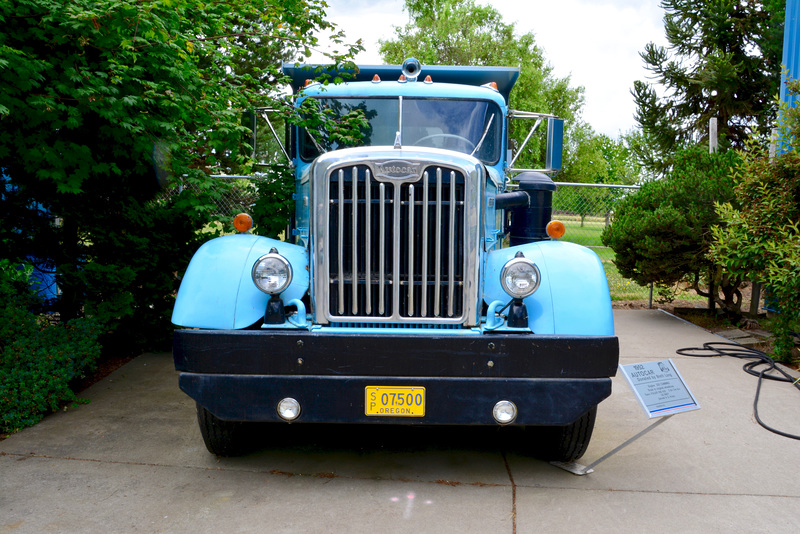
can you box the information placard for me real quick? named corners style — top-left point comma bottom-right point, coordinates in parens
top-left (619, 359), bottom-right (700, 418)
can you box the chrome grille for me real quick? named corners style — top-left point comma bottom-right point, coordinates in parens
top-left (326, 164), bottom-right (466, 322)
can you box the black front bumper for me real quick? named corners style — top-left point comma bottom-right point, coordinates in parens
top-left (173, 329), bottom-right (619, 426)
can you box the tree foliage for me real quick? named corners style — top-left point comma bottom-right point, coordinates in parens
top-left (378, 0), bottom-right (592, 179)
top-left (602, 146), bottom-right (742, 311)
top-left (0, 0), bottom-right (358, 345)
top-left (632, 0), bottom-right (785, 175)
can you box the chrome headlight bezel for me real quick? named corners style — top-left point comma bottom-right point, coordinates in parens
top-left (500, 256), bottom-right (541, 299)
top-left (252, 252), bottom-right (293, 295)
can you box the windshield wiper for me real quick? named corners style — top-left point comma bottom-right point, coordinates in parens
top-left (470, 114), bottom-right (495, 158)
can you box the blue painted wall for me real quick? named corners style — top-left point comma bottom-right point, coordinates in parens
top-left (782, 0), bottom-right (799, 108)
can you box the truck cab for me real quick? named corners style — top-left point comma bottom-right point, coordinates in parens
top-left (171, 59), bottom-right (619, 460)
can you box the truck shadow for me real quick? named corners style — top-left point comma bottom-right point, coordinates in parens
top-left (233, 422), bottom-right (543, 458)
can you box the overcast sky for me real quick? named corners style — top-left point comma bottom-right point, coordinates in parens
top-left (316, 0), bottom-right (669, 138)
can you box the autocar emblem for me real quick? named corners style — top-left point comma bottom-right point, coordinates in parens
top-left (372, 160), bottom-right (423, 182)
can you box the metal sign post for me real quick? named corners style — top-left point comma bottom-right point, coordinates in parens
top-left (552, 359), bottom-right (700, 475)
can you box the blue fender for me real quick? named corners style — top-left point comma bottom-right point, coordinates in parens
top-left (484, 241), bottom-right (614, 335)
top-left (172, 234), bottom-right (309, 329)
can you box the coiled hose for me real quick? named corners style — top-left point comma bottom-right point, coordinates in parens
top-left (676, 341), bottom-right (800, 440)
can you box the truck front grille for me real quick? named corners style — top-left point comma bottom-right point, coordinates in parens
top-left (326, 164), bottom-right (466, 322)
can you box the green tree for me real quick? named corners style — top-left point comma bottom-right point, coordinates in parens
top-left (378, 0), bottom-right (589, 177)
top-left (632, 0), bottom-right (785, 175)
top-left (601, 146), bottom-right (742, 313)
top-left (0, 0), bottom-right (359, 345)
top-left (597, 132), bottom-right (644, 186)
top-left (560, 122), bottom-right (607, 184)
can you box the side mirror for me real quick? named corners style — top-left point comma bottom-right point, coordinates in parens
top-left (507, 112), bottom-right (563, 174)
top-left (546, 118), bottom-right (563, 172)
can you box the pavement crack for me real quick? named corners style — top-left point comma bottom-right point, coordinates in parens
top-left (501, 451), bottom-right (517, 534)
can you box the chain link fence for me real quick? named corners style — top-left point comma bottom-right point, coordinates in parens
top-left (552, 182), bottom-right (654, 302)
top-left (156, 175), bottom-right (261, 218)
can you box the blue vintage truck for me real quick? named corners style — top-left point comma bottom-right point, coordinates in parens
top-left (171, 59), bottom-right (619, 460)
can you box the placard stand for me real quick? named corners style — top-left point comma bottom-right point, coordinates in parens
top-left (551, 359), bottom-right (700, 476)
top-left (551, 414), bottom-right (673, 475)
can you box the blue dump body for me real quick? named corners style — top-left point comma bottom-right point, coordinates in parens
top-left (171, 60), bottom-right (619, 461)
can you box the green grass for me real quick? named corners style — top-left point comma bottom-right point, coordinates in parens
top-left (593, 248), bottom-right (652, 301)
top-left (559, 215), bottom-right (607, 247)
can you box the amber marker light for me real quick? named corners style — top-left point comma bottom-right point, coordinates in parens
top-left (546, 220), bottom-right (566, 239)
top-left (424, 75), bottom-right (433, 83)
top-left (233, 213), bottom-right (254, 233)
top-left (372, 74), bottom-right (381, 83)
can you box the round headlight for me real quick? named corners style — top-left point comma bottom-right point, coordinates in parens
top-left (252, 252), bottom-right (292, 295)
top-left (500, 256), bottom-right (540, 299)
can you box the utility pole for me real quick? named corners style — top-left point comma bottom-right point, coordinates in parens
top-left (709, 117), bottom-right (718, 154)
top-left (707, 117), bottom-right (718, 312)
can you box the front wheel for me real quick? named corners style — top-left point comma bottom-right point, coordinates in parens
top-left (196, 403), bottom-right (256, 457)
top-left (528, 406), bottom-right (597, 462)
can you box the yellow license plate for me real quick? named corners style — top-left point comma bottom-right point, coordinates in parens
top-left (365, 386), bottom-right (426, 417)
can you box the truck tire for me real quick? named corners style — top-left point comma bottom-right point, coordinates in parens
top-left (531, 406), bottom-right (597, 462)
top-left (196, 403), bottom-right (255, 457)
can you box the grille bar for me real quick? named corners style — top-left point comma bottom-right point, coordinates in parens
top-left (407, 183), bottom-right (414, 315)
top-left (448, 170), bottom-right (456, 317)
top-left (421, 173), bottom-right (429, 316)
top-left (434, 169), bottom-right (442, 316)
top-left (337, 169), bottom-right (345, 314)
top-left (365, 168), bottom-right (372, 314)
top-left (351, 166), bottom-right (358, 314)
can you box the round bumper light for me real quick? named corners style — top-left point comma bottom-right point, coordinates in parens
top-left (500, 255), bottom-right (541, 299)
top-left (277, 397), bottom-right (301, 421)
top-left (492, 400), bottom-right (518, 425)
top-left (252, 251), bottom-right (292, 295)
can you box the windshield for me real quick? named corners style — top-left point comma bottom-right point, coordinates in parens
top-left (298, 97), bottom-right (502, 164)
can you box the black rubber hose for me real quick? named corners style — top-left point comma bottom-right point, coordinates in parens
top-left (676, 341), bottom-right (800, 440)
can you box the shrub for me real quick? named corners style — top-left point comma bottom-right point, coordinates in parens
top-left (711, 148), bottom-right (800, 360)
top-left (601, 146), bottom-right (743, 313)
top-left (0, 261), bottom-right (102, 434)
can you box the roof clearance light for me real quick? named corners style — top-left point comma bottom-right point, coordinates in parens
top-left (372, 74), bottom-right (381, 83)
top-left (546, 220), bottom-right (566, 239)
top-left (482, 81), bottom-right (499, 92)
top-left (424, 75), bottom-right (433, 84)
top-left (398, 74), bottom-right (407, 83)
top-left (233, 213), bottom-right (253, 233)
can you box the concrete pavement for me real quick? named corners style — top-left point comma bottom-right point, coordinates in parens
top-left (1, 309), bottom-right (798, 533)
